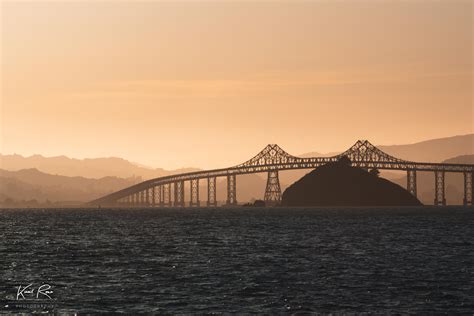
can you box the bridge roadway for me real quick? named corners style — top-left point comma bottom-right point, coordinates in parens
top-left (88, 140), bottom-right (474, 207)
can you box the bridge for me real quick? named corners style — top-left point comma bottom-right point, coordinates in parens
top-left (88, 140), bottom-right (474, 207)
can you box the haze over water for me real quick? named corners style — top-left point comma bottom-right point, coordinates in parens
top-left (1, 207), bottom-right (473, 313)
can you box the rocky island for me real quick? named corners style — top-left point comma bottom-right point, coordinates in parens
top-left (281, 157), bottom-right (422, 207)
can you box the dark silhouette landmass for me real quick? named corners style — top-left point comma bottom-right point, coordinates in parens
top-left (281, 158), bottom-right (422, 207)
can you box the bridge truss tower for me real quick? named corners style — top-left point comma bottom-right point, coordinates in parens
top-left (145, 188), bottom-right (150, 206)
top-left (160, 184), bottom-right (171, 207)
top-left (226, 174), bottom-right (237, 205)
top-left (150, 187), bottom-right (154, 206)
top-left (264, 170), bottom-right (282, 206)
top-left (190, 179), bottom-right (200, 207)
top-left (207, 177), bottom-right (217, 207)
top-left (174, 181), bottom-right (185, 207)
top-left (153, 186), bottom-right (160, 207)
top-left (139, 191), bottom-right (145, 206)
top-left (407, 170), bottom-right (417, 197)
top-left (159, 185), bottom-right (164, 207)
top-left (464, 172), bottom-right (473, 206)
top-left (434, 171), bottom-right (446, 206)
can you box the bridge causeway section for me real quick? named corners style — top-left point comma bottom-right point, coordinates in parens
top-left (89, 141), bottom-right (474, 207)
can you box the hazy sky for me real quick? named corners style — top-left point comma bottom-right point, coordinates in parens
top-left (1, 1), bottom-right (472, 169)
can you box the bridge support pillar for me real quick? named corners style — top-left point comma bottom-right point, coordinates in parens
top-left (151, 186), bottom-right (156, 207)
top-left (226, 174), bottom-right (237, 206)
top-left (407, 169), bottom-right (417, 197)
top-left (160, 184), bottom-right (171, 207)
top-left (153, 186), bottom-right (160, 207)
top-left (207, 177), bottom-right (217, 207)
top-left (145, 188), bottom-right (150, 206)
top-left (434, 171), bottom-right (446, 206)
top-left (138, 191), bottom-right (145, 206)
top-left (264, 170), bottom-right (282, 206)
top-left (464, 172), bottom-right (473, 207)
top-left (189, 179), bottom-right (200, 207)
top-left (174, 181), bottom-right (185, 207)
top-left (159, 185), bottom-right (164, 207)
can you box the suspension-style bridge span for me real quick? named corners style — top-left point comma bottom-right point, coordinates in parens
top-left (88, 140), bottom-right (474, 207)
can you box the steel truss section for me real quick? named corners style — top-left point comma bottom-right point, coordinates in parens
top-left (226, 174), bottom-right (237, 205)
top-left (162, 184), bottom-right (171, 207)
top-left (145, 188), bottom-right (150, 206)
top-left (464, 172), bottom-right (473, 206)
top-left (407, 169), bottom-right (417, 197)
top-left (139, 190), bottom-right (145, 206)
top-left (264, 170), bottom-right (282, 206)
top-left (159, 185), bottom-right (164, 207)
top-left (434, 170), bottom-right (446, 206)
top-left (174, 181), bottom-right (185, 207)
top-left (153, 186), bottom-right (160, 207)
top-left (190, 179), bottom-right (200, 207)
top-left (207, 177), bottom-right (217, 207)
top-left (151, 186), bottom-right (156, 206)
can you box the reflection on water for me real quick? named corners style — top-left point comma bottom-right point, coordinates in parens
top-left (0, 207), bottom-right (473, 313)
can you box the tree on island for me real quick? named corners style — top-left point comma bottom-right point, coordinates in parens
top-left (369, 168), bottom-right (380, 177)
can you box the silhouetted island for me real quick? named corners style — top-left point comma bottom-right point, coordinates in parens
top-left (281, 157), bottom-right (422, 207)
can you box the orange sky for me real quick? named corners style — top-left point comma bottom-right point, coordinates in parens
top-left (1, 1), bottom-right (472, 169)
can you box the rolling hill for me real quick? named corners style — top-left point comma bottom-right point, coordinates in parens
top-left (0, 168), bottom-right (138, 206)
top-left (0, 154), bottom-right (199, 180)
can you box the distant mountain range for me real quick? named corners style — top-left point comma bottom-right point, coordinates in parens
top-left (300, 134), bottom-right (473, 161)
top-left (0, 154), bottom-right (199, 180)
top-left (0, 134), bottom-right (472, 206)
top-left (0, 168), bottom-right (138, 206)
top-left (377, 134), bottom-right (474, 162)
